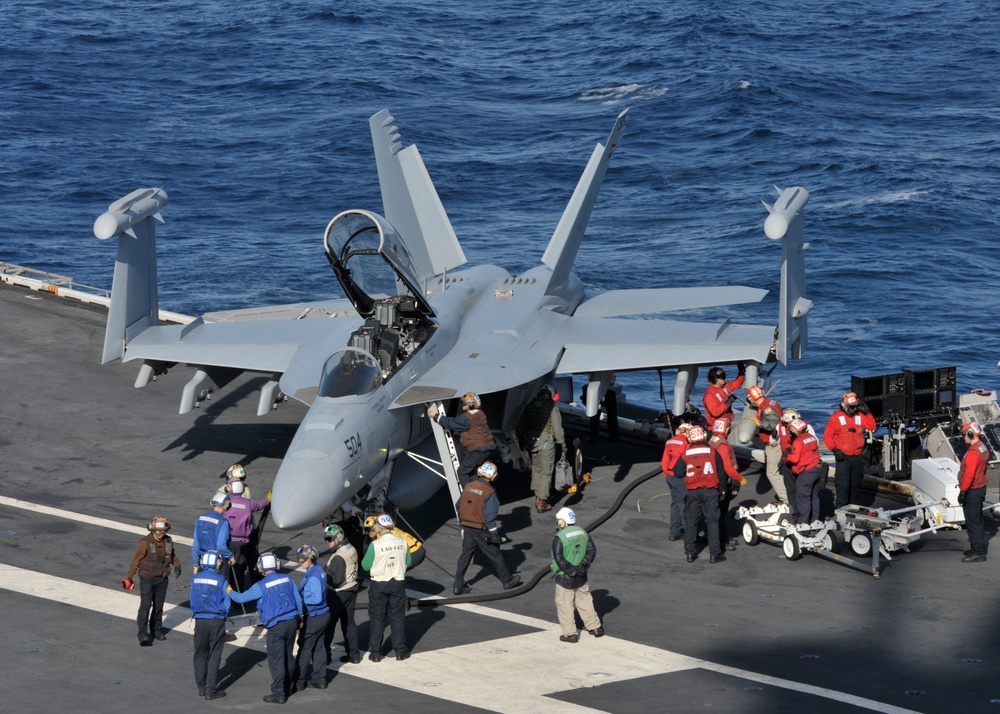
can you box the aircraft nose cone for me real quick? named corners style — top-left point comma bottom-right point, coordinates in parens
top-left (269, 454), bottom-right (343, 530)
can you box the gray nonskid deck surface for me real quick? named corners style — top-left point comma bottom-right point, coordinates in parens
top-left (2, 282), bottom-right (999, 713)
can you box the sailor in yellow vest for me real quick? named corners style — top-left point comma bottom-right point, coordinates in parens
top-left (361, 514), bottom-right (411, 661)
top-left (551, 507), bottom-right (603, 643)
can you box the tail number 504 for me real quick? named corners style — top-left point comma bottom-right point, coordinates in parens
top-left (345, 433), bottom-right (362, 459)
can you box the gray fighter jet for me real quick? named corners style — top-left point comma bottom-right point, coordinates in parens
top-left (93, 108), bottom-right (812, 530)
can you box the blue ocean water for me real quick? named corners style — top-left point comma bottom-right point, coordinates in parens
top-left (2, 0), bottom-right (998, 419)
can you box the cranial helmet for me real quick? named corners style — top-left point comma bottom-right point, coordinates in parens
top-left (707, 367), bottom-right (726, 383)
top-left (363, 516), bottom-right (376, 531)
top-left (538, 384), bottom-right (553, 398)
top-left (962, 422), bottom-right (983, 438)
top-left (258, 552), bottom-right (279, 573)
top-left (842, 392), bottom-right (860, 407)
top-left (230, 480), bottom-right (246, 495)
top-left (376, 514), bottom-right (394, 529)
top-left (747, 385), bottom-right (765, 403)
top-left (555, 507), bottom-right (576, 525)
top-left (687, 426), bottom-right (707, 443)
top-left (781, 407), bottom-right (800, 423)
top-left (227, 464), bottom-right (247, 480)
top-left (324, 524), bottom-right (345, 545)
top-left (148, 515), bottom-right (171, 533)
top-left (789, 418), bottom-right (809, 434)
top-left (477, 461), bottom-right (498, 480)
top-left (296, 544), bottom-right (319, 562)
top-left (211, 492), bottom-right (231, 510)
top-left (461, 392), bottom-right (481, 409)
top-left (200, 551), bottom-right (224, 572)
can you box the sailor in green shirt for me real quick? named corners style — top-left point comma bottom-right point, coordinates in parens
top-left (550, 507), bottom-right (604, 643)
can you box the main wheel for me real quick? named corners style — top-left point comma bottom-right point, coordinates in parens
top-left (820, 530), bottom-right (842, 554)
top-left (741, 519), bottom-right (760, 546)
top-left (850, 532), bottom-right (873, 557)
top-left (782, 535), bottom-right (802, 561)
top-left (569, 437), bottom-right (585, 480)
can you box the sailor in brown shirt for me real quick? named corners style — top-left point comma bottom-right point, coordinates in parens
top-left (427, 392), bottom-right (498, 486)
top-left (124, 515), bottom-right (181, 646)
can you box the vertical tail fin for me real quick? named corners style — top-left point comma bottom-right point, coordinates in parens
top-left (763, 186), bottom-right (811, 364)
top-left (542, 108), bottom-right (630, 296)
top-left (93, 188), bottom-right (169, 364)
top-left (369, 109), bottom-right (466, 291)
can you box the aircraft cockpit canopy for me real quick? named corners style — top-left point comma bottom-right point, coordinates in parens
top-left (318, 348), bottom-right (383, 399)
top-left (324, 210), bottom-right (433, 319)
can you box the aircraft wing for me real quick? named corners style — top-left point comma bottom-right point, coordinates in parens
top-left (553, 315), bottom-right (776, 373)
top-left (574, 286), bottom-right (767, 318)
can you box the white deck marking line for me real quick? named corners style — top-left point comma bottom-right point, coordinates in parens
top-left (0, 499), bottom-right (920, 714)
top-left (0, 495), bottom-right (195, 546)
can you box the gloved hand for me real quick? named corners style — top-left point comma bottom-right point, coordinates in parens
top-left (426, 408), bottom-right (438, 420)
top-left (486, 531), bottom-right (501, 545)
top-left (173, 564), bottom-right (181, 578)
top-left (193, 565), bottom-right (202, 575)
top-left (737, 362), bottom-right (746, 376)
top-left (740, 477), bottom-right (748, 486)
top-left (267, 490), bottom-right (272, 502)
top-left (833, 448), bottom-right (846, 461)
top-left (857, 401), bottom-right (870, 415)
top-left (121, 577), bottom-right (135, 591)
top-left (297, 616), bottom-right (304, 630)
top-left (228, 557), bottom-right (236, 566)
top-left (958, 491), bottom-right (967, 506)
top-left (725, 394), bottom-right (737, 407)
top-left (226, 585), bottom-right (233, 594)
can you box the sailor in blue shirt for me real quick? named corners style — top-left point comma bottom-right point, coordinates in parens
top-left (190, 551), bottom-right (231, 700)
top-left (193, 493), bottom-right (234, 572)
top-left (229, 552), bottom-right (304, 704)
top-left (293, 544), bottom-right (331, 691)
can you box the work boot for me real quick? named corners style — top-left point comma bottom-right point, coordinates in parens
top-left (453, 582), bottom-right (472, 595)
top-left (685, 554), bottom-right (696, 563)
top-left (369, 652), bottom-right (384, 662)
top-left (559, 634), bottom-right (579, 643)
top-left (709, 553), bottom-right (726, 564)
top-left (139, 637), bottom-right (153, 647)
top-left (396, 652), bottom-right (411, 661)
top-left (205, 691), bottom-right (227, 700)
top-left (262, 694), bottom-right (286, 704)
top-left (502, 574), bottom-right (522, 590)
top-left (588, 627), bottom-right (605, 637)
top-left (962, 553), bottom-right (987, 563)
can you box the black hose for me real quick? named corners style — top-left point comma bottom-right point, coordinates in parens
top-left (396, 463), bottom-right (664, 609)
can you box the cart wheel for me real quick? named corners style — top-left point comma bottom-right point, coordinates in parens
top-left (741, 519), bottom-right (760, 546)
top-left (850, 532), bottom-right (873, 557)
top-left (782, 535), bottom-right (802, 561)
top-left (820, 530), bottom-right (842, 554)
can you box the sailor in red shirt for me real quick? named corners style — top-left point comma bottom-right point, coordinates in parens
top-left (746, 385), bottom-right (787, 504)
top-left (709, 419), bottom-right (748, 550)
top-left (785, 419), bottom-right (823, 524)
top-left (957, 422), bottom-right (990, 562)
top-left (672, 426), bottom-right (728, 564)
top-left (660, 423), bottom-right (691, 542)
top-left (823, 392), bottom-right (877, 507)
top-left (702, 364), bottom-right (746, 426)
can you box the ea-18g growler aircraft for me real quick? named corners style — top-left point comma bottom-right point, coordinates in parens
top-left (93, 108), bottom-right (812, 530)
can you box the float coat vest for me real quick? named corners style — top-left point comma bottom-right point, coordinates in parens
top-left (460, 410), bottom-right (494, 451)
top-left (551, 525), bottom-right (589, 575)
top-left (680, 444), bottom-right (721, 490)
top-left (458, 480), bottom-right (494, 530)
top-left (190, 570), bottom-right (229, 619)
top-left (258, 572), bottom-right (299, 628)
